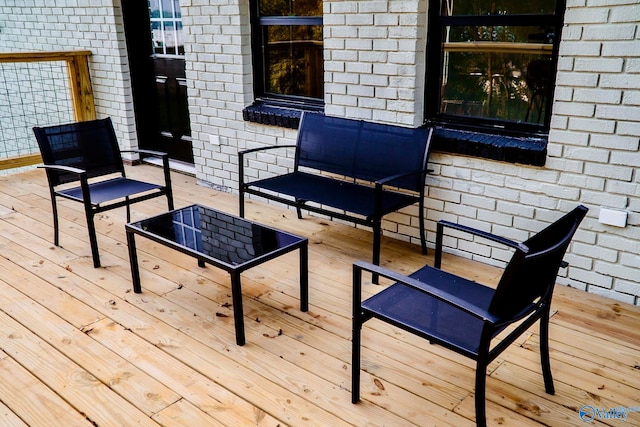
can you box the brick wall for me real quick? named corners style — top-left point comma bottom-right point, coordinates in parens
top-left (2, 1), bottom-right (638, 304)
top-left (548, 0), bottom-right (640, 302)
top-left (182, 0), bottom-right (640, 305)
top-left (323, 0), bottom-right (426, 126)
top-left (0, 0), bottom-right (139, 154)
top-left (427, 0), bottom-right (640, 305)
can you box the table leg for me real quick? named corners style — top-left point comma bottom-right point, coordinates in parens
top-left (127, 231), bottom-right (142, 293)
top-left (300, 241), bottom-right (309, 312)
top-left (230, 271), bottom-right (245, 346)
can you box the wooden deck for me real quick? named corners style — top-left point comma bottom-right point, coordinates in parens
top-left (0, 165), bottom-right (638, 426)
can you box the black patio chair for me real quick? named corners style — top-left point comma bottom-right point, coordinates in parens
top-left (352, 205), bottom-right (588, 426)
top-left (33, 117), bottom-right (174, 268)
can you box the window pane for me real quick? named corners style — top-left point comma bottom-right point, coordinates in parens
top-left (443, 0), bottom-right (556, 16)
top-left (162, 0), bottom-right (175, 18)
top-left (260, 0), bottom-right (322, 17)
top-left (440, 25), bottom-right (554, 124)
top-left (149, 0), bottom-right (184, 56)
top-left (173, 0), bottom-right (181, 18)
top-left (149, 0), bottom-right (160, 18)
top-left (263, 25), bottom-right (323, 98)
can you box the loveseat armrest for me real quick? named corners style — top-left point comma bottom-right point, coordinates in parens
top-left (238, 144), bottom-right (297, 157)
top-left (372, 168), bottom-right (425, 218)
top-left (239, 145), bottom-right (297, 187)
top-left (435, 220), bottom-right (528, 269)
top-left (374, 168), bottom-right (425, 187)
top-left (238, 145), bottom-right (298, 218)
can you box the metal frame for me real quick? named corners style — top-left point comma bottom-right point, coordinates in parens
top-left (126, 204), bottom-right (309, 346)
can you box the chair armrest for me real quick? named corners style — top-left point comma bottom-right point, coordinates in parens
top-left (120, 150), bottom-right (172, 198)
top-left (353, 260), bottom-right (499, 323)
top-left (121, 149), bottom-right (169, 159)
top-left (435, 220), bottom-right (529, 268)
top-left (38, 164), bottom-right (87, 176)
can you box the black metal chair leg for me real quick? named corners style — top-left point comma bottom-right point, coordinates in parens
top-left (126, 196), bottom-right (131, 222)
top-left (371, 220), bottom-right (381, 284)
top-left (474, 360), bottom-right (488, 427)
top-left (85, 211), bottom-right (101, 268)
top-left (239, 188), bottom-right (245, 218)
top-left (352, 265), bottom-right (363, 403)
top-left (540, 307), bottom-right (555, 394)
top-left (51, 196), bottom-right (60, 247)
top-left (295, 199), bottom-right (304, 219)
top-left (419, 197), bottom-right (427, 255)
top-left (167, 192), bottom-right (174, 211)
top-left (161, 155), bottom-right (174, 211)
top-left (351, 323), bottom-right (362, 403)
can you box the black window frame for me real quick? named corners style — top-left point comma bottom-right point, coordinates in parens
top-left (424, 0), bottom-right (567, 138)
top-left (248, 0), bottom-right (324, 112)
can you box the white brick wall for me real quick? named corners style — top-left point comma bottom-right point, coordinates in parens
top-left (542, 0), bottom-right (639, 304)
top-left (324, 0), bottom-right (426, 126)
top-left (185, 0), bottom-right (640, 305)
top-left (2, 0), bottom-right (638, 305)
top-left (0, 0), bottom-right (139, 156)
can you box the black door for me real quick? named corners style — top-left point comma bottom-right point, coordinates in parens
top-left (122, 0), bottom-right (193, 164)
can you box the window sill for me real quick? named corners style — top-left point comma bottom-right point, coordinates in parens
top-left (432, 126), bottom-right (547, 166)
top-left (242, 103), bottom-right (547, 167)
top-left (242, 102), bottom-right (322, 129)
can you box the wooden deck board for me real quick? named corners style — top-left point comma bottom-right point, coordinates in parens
top-left (0, 166), bottom-right (638, 426)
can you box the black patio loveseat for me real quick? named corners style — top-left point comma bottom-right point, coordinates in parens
top-left (238, 112), bottom-right (433, 278)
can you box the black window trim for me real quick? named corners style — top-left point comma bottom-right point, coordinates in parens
top-left (425, 0), bottom-right (567, 138)
top-left (248, 1), bottom-right (324, 112)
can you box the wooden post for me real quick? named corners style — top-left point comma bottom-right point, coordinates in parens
top-left (66, 53), bottom-right (96, 122)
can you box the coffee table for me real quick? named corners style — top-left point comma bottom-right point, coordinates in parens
top-left (125, 204), bottom-right (308, 345)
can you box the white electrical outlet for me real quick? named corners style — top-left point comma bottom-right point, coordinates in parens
top-left (209, 134), bottom-right (220, 145)
top-left (598, 207), bottom-right (627, 227)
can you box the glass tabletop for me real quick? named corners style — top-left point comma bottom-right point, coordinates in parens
top-left (128, 204), bottom-right (304, 267)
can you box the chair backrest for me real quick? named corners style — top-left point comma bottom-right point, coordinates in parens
top-left (296, 112), bottom-right (431, 192)
top-left (33, 117), bottom-right (125, 186)
top-left (488, 205), bottom-right (588, 320)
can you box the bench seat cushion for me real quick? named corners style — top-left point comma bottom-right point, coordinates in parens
top-left (247, 171), bottom-right (419, 220)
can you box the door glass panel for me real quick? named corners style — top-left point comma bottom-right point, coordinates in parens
top-left (149, 0), bottom-right (184, 56)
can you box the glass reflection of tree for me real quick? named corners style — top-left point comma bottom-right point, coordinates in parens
top-left (261, 0), bottom-right (323, 98)
top-left (267, 25), bottom-right (322, 97)
top-left (441, 0), bottom-right (555, 123)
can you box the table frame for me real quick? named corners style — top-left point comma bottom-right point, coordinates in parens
top-left (125, 204), bottom-right (309, 345)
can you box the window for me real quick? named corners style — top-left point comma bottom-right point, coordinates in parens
top-left (425, 0), bottom-right (566, 135)
top-left (250, 0), bottom-right (324, 107)
top-left (149, 0), bottom-right (184, 56)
